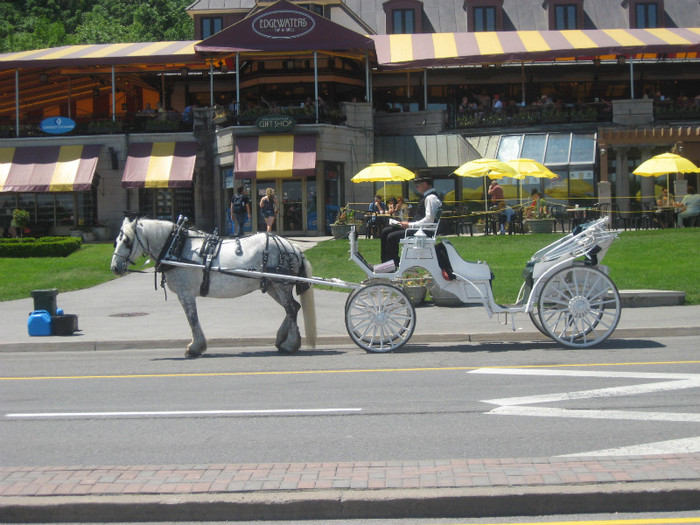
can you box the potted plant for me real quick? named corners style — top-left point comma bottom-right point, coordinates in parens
top-left (397, 269), bottom-right (429, 305)
top-left (10, 209), bottom-right (30, 240)
top-left (330, 204), bottom-right (360, 239)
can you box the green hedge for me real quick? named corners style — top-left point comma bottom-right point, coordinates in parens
top-left (0, 237), bottom-right (82, 257)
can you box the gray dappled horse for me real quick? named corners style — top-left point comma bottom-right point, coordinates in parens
top-left (111, 217), bottom-right (316, 358)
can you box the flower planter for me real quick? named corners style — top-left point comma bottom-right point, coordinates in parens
top-left (402, 285), bottom-right (427, 306)
top-left (525, 219), bottom-right (555, 233)
top-left (330, 224), bottom-right (352, 239)
top-left (90, 226), bottom-right (110, 241)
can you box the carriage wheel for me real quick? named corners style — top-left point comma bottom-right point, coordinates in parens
top-left (538, 266), bottom-right (621, 348)
top-left (528, 308), bottom-right (549, 337)
top-left (345, 283), bottom-right (416, 353)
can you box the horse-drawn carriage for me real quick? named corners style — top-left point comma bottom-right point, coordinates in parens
top-left (112, 214), bottom-right (620, 357)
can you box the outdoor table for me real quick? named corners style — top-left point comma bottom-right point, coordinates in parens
top-left (654, 206), bottom-right (677, 228)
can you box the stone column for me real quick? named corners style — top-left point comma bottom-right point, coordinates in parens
top-left (615, 147), bottom-right (630, 213)
top-left (638, 147), bottom-right (656, 204)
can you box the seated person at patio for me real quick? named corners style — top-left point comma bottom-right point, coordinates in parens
top-left (380, 177), bottom-right (442, 267)
top-left (367, 195), bottom-right (387, 237)
top-left (394, 196), bottom-right (410, 220)
top-left (525, 189), bottom-right (542, 219)
top-left (677, 186), bottom-right (700, 227)
top-left (386, 196), bottom-right (398, 216)
top-left (656, 188), bottom-right (673, 207)
top-left (497, 201), bottom-right (514, 234)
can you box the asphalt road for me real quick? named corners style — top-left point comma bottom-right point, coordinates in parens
top-left (2, 335), bottom-right (700, 467)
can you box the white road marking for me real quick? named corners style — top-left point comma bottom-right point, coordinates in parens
top-left (468, 367), bottom-right (700, 456)
top-left (5, 408), bottom-right (362, 419)
top-left (560, 436), bottom-right (700, 457)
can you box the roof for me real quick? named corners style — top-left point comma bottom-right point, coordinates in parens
top-left (0, 41), bottom-right (202, 69)
top-left (372, 27), bottom-right (700, 69)
top-left (195, 0), bottom-right (374, 54)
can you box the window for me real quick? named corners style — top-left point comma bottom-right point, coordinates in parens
top-left (393, 9), bottom-right (415, 33)
top-left (473, 7), bottom-right (496, 31)
top-left (466, 0), bottom-right (503, 32)
top-left (201, 17), bottom-right (223, 39)
top-left (299, 4), bottom-right (324, 17)
top-left (631, 1), bottom-right (661, 28)
top-left (547, 0), bottom-right (583, 30)
top-left (554, 4), bottom-right (577, 29)
top-left (383, 0), bottom-right (422, 34)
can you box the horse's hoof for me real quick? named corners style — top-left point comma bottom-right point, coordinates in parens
top-left (185, 349), bottom-right (202, 358)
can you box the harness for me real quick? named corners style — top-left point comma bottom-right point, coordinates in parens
top-left (149, 217), bottom-right (307, 298)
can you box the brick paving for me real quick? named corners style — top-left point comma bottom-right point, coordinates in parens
top-left (2, 454), bottom-right (700, 497)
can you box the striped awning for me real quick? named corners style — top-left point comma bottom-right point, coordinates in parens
top-left (235, 135), bottom-right (317, 179)
top-left (0, 144), bottom-right (101, 192)
top-left (371, 27), bottom-right (700, 69)
top-left (122, 142), bottom-right (197, 189)
top-left (0, 41), bottom-right (201, 68)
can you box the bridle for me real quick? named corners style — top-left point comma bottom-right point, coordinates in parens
top-left (113, 220), bottom-right (145, 267)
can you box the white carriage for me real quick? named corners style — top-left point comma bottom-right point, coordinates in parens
top-left (343, 216), bottom-right (621, 352)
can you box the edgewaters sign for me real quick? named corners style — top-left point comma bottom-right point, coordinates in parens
top-left (252, 9), bottom-right (315, 39)
top-left (256, 115), bottom-right (296, 132)
top-left (40, 117), bottom-right (76, 134)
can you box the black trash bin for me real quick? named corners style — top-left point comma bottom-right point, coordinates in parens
top-left (31, 289), bottom-right (59, 316)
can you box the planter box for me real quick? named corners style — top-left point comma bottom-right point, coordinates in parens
top-left (330, 224), bottom-right (352, 239)
top-left (428, 282), bottom-right (462, 306)
top-left (526, 219), bottom-right (555, 233)
top-left (403, 285), bottom-right (427, 306)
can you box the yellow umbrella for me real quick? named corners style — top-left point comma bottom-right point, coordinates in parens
top-left (454, 158), bottom-right (518, 179)
top-left (506, 158), bottom-right (558, 180)
top-left (351, 162), bottom-right (416, 183)
top-left (454, 158), bottom-right (518, 211)
top-left (633, 153), bottom-right (700, 194)
top-left (633, 153), bottom-right (700, 177)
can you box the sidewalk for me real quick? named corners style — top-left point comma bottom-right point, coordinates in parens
top-left (2, 240), bottom-right (700, 521)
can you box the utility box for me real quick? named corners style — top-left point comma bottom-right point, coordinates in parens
top-left (31, 289), bottom-right (59, 316)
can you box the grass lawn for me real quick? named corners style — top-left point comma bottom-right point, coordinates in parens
top-left (1, 229), bottom-right (698, 305)
top-left (0, 242), bottom-right (118, 302)
top-left (304, 228), bottom-right (700, 305)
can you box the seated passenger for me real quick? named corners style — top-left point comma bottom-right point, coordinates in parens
top-left (380, 176), bottom-right (442, 267)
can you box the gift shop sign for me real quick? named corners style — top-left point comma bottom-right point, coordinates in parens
top-left (252, 9), bottom-right (315, 39)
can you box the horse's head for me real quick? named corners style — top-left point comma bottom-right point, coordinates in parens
top-left (111, 217), bottom-right (145, 275)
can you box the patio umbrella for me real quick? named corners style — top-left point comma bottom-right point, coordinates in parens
top-left (352, 162), bottom-right (415, 202)
top-left (351, 162), bottom-right (415, 183)
top-left (632, 153), bottom-right (700, 194)
top-left (453, 158), bottom-right (518, 211)
top-left (506, 158), bottom-right (558, 180)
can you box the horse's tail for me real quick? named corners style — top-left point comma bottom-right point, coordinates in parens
top-left (299, 257), bottom-right (317, 349)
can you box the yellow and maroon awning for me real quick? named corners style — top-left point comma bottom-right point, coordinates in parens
top-left (0, 41), bottom-right (201, 68)
top-left (122, 142), bottom-right (197, 189)
top-left (235, 135), bottom-right (317, 179)
top-left (0, 144), bottom-right (101, 192)
top-left (371, 27), bottom-right (700, 69)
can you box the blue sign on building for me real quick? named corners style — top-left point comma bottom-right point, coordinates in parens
top-left (40, 117), bottom-right (76, 135)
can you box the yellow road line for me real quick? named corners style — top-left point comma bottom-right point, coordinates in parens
top-left (2, 360), bottom-right (700, 382)
top-left (437, 518), bottom-right (700, 525)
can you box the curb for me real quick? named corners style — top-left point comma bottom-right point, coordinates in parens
top-left (2, 326), bottom-right (699, 353)
top-left (3, 482), bottom-right (700, 522)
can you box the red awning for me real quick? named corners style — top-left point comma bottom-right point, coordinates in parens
top-left (122, 142), bottom-right (197, 188)
top-left (0, 144), bottom-right (101, 192)
top-left (235, 135), bottom-right (316, 179)
top-left (371, 27), bottom-right (700, 69)
top-left (195, 0), bottom-right (373, 54)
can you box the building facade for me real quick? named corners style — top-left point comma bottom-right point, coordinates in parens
top-left (1, 0), bottom-right (699, 238)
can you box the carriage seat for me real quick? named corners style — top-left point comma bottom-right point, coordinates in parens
top-left (438, 240), bottom-right (491, 281)
top-left (400, 209), bottom-right (442, 244)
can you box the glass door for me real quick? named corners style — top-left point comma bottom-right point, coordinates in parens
top-left (281, 179), bottom-right (303, 234)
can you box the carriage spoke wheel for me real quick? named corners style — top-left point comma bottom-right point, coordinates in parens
top-left (345, 283), bottom-right (416, 353)
top-left (538, 266), bottom-right (621, 348)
